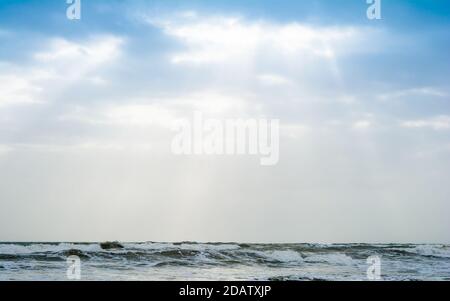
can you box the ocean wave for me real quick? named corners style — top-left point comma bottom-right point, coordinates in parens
top-left (264, 250), bottom-right (303, 263)
top-left (401, 245), bottom-right (450, 258)
top-left (1, 242), bottom-right (449, 280)
top-left (251, 250), bottom-right (304, 263)
top-left (0, 243), bottom-right (102, 255)
top-left (304, 253), bottom-right (355, 265)
top-left (1, 242), bottom-right (449, 265)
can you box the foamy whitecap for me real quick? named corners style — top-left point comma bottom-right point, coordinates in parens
top-left (123, 242), bottom-right (175, 251)
top-left (405, 245), bottom-right (450, 258)
top-left (179, 243), bottom-right (241, 251)
top-left (304, 253), bottom-right (355, 265)
top-left (1, 243), bottom-right (449, 280)
top-left (269, 250), bottom-right (304, 262)
top-left (248, 250), bottom-right (303, 263)
top-left (0, 243), bottom-right (102, 255)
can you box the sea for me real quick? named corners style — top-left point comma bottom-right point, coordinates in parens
top-left (0, 242), bottom-right (449, 281)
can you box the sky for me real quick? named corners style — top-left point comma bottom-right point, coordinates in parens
top-left (0, 0), bottom-right (449, 243)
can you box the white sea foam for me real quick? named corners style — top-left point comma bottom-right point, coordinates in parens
top-left (269, 250), bottom-right (304, 262)
top-left (0, 243), bottom-right (102, 255)
top-left (1, 243), bottom-right (449, 281)
top-left (304, 253), bottom-right (355, 265)
top-left (248, 250), bottom-right (303, 263)
top-left (179, 243), bottom-right (241, 251)
top-left (124, 242), bottom-right (241, 252)
top-left (0, 242), bottom-right (242, 256)
top-left (123, 242), bottom-right (176, 251)
top-left (404, 245), bottom-right (450, 258)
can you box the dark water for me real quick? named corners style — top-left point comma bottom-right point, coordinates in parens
top-left (0, 242), bottom-right (449, 280)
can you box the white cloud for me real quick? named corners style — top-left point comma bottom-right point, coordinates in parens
top-left (401, 115), bottom-right (450, 130)
top-left (1, 8), bottom-right (450, 243)
top-left (377, 87), bottom-right (448, 101)
top-left (31, 35), bottom-right (123, 87)
top-left (58, 91), bottom-right (255, 130)
top-left (5, 142), bottom-right (153, 153)
top-left (34, 36), bottom-right (123, 73)
top-left (170, 92), bottom-right (254, 116)
top-left (103, 104), bottom-right (176, 127)
top-left (146, 14), bottom-right (367, 65)
top-left (258, 74), bottom-right (292, 86)
top-left (0, 35), bottom-right (124, 108)
top-left (0, 73), bottom-right (43, 107)
top-left (352, 120), bottom-right (372, 130)
top-left (58, 103), bottom-right (175, 128)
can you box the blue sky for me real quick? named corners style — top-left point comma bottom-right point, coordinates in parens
top-left (0, 0), bottom-right (449, 242)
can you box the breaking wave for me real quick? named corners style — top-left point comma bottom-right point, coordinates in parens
top-left (1, 242), bottom-right (449, 280)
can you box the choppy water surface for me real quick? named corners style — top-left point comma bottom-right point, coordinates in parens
top-left (0, 242), bottom-right (449, 281)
